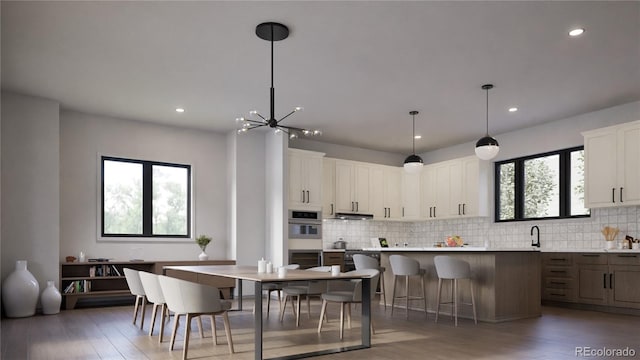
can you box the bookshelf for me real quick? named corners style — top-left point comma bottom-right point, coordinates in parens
top-left (59, 260), bottom-right (237, 310)
top-left (60, 261), bottom-right (154, 310)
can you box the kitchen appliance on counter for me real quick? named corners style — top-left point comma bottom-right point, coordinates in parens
top-left (333, 238), bottom-right (347, 249)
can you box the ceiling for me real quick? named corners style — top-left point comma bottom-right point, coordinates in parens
top-left (2, 1), bottom-right (639, 155)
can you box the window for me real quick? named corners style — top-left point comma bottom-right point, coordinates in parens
top-left (101, 156), bottom-right (191, 238)
top-left (495, 147), bottom-right (589, 221)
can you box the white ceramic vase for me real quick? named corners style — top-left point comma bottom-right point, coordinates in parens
top-left (41, 280), bottom-right (62, 315)
top-left (198, 251), bottom-right (209, 261)
top-left (1, 260), bottom-right (40, 318)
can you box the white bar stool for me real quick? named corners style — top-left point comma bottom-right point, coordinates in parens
top-left (353, 254), bottom-right (386, 309)
top-left (389, 255), bottom-right (427, 318)
top-left (434, 255), bottom-right (477, 326)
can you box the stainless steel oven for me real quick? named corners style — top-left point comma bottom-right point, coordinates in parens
top-left (288, 210), bottom-right (322, 239)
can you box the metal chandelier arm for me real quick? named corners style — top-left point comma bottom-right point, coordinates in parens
top-left (277, 109), bottom-right (298, 124)
top-left (243, 118), bottom-right (267, 125)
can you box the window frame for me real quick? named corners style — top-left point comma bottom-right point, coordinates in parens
top-left (494, 146), bottom-right (590, 222)
top-left (100, 156), bottom-right (192, 239)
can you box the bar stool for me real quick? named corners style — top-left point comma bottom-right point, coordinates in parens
top-left (389, 255), bottom-right (427, 318)
top-left (434, 255), bottom-right (477, 326)
top-left (353, 254), bottom-right (386, 308)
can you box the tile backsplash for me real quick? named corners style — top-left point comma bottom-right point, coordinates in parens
top-left (322, 206), bottom-right (639, 250)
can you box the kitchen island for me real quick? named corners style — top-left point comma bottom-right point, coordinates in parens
top-left (368, 247), bottom-right (541, 323)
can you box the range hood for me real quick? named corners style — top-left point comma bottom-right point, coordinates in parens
top-left (334, 212), bottom-right (374, 220)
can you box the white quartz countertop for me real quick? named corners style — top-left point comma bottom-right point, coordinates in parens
top-left (540, 249), bottom-right (640, 253)
top-left (360, 246), bottom-right (540, 252)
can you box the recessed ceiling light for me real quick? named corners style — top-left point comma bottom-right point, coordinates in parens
top-left (568, 28), bottom-right (585, 37)
top-left (175, 108), bottom-right (185, 113)
top-left (414, 135), bottom-right (422, 140)
top-left (508, 107), bottom-right (518, 112)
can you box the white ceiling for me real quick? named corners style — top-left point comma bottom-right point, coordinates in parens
top-left (2, 1), bottom-right (639, 155)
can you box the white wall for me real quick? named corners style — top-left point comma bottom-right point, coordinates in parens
top-left (59, 110), bottom-right (228, 262)
top-left (1, 92), bottom-right (60, 289)
top-left (290, 138), bottom-right (405, 167)
top-left (265, 133), bottom-right (287, 267)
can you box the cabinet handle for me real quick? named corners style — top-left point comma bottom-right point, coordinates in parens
top-left (302, 190), bottom-right (305, 203)
top-left (402, 207), bottom-right (405, 217)
top-left (356, 202), bottom-right (359, 212)
top-left (430, 207), bottom-right (433, 218)
top-left (458, 204), bottom-right (461, 215)
top-left (434, 207), bottom-right (436, 217)
top-left (550, 293), bottom-right (566, 297)
top-left (388, 208), bottom-right (391, 218)
top-left (609, 273), bottom-right (613, 289)
top-left (351, 202), bottom-right (354, 211)
top-left (617, 254), bottom-right (637, 258)
top-left (462, 203), bottom-right (466, 215)
top-left (549, 281), bottom-right (566, 285)
top-left (306, 190), bottom-right (310, 203)
top-left (550, 258), bottom-right (567, 261)
top-left (620, 187), bottom-right (623, 203)
top-left (550, 270), bottom-right (566, 274)
top-left (612, 188), bottom-right (616, 203)
top-left (582, 254), bottom-right (600, 257)
top-left (330, 204), bottom-right (334, 215)
top-left (603, 273), bottom-right (607, 289)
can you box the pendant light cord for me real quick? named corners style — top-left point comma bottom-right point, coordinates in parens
top-left (412, 113), bottom-right (416, 155)
top-left (270, 24), bottom-right (275, 122)
top-left (485, 87), bottom-right (489, 136)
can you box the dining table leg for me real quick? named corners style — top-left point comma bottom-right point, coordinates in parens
top-left (254, 281), bottom-right (263, 360)
top-left (362, 277), bottom-right (371, 348)
top-left (237, 279), bottom-right (243, 311)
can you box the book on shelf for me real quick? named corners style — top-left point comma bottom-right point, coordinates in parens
top-left (111, 265), bottom-right (121, 276)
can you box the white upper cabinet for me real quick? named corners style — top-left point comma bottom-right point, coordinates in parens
top-left (288, 149), bottom-right (324, 210)
top-left (371, 165), bottom-right (402, 220)
top-left (421, 156), bottom-right (488, 219)
top-left (335, 160), bottom-right (371, 213)
top-left (322, 158), bottom-right (336, 218)
top-left (583, 120), bottom-right (640, 208)
top-left (401, 170), bottom-right (422, 220)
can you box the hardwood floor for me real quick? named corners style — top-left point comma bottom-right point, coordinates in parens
top-left (1, 298), bottom-right (638, 359)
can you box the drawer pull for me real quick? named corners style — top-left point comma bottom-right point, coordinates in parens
top-left (550, 281), bottom-right (566, 285)
top-left (617, 255), bottom-right (637, 258)
top-left (550, 293), bottom-right (566, 297)
top-left (550, 270), bottom-right (566, 273)
top-left (550, 258), bottom-right (567, 261)
top-left (582, 254), bottom-right (600, 257)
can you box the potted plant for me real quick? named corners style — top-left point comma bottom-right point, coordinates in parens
top-left (195, 235), bottom-right (212, 261)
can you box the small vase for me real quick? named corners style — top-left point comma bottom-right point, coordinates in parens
top-left (1, 260), bottom-right (40, 318)
top-left (41, 280), bottom-right (62, 315)
top-left (198, 251), bottom-right (209, 261)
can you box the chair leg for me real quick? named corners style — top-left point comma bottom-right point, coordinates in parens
top-left (295, 295), bottom-right (301, 327)
top-left (470, 280), bottom-right (477, 325)
top-left (211, 315), bottom-right (218, 345)
top-left (158, 304), bottom-right (166, 343)
top-left (454, 279), bottom-right (458, 327)
top-left (266, 289), bottom-right (271, 317)
top-left (421, 274), bottom-right (428, 317)
top-left (346, 303), bottom-right (352, 329)
top-left (279, 295), bottom-right (288, 322)
top-left (222, 311), bottom-right (234, 354)
top-left (380, 272), bottom-right (387, 309)
top-left (405, 275), bottom-right (410, 319)
top-left (183, 314), bottom-right (192, 360)
top-left (170, 313), bottom-right (181, 351)
top-left (435, 278), bottom-right (442, 323)
top-left (139, 297), bottom-right (147, 330)
top-left (132, 295), bottom-right (141, 325)
top-left (391, 276), bottom-right (397, 316)
top-left (306, 295), bottom-right (312, 319)
top-left (197, 316), bottom-right (204, 338)
top-left (371, 317), bottom-right (376, 335)
top-left (317, 300), bottom-right (328, 333)
top-left (149, 303), bottom-right (158, 336)
top-left (339, 303), bottom-right (345, 340)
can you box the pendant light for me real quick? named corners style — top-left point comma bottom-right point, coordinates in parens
top-left (235, 22), bottom-right (320, 139)
top-left (403, 110), bottom-right (424, 174)
top-left (475, 84), bottom-right (500, 160)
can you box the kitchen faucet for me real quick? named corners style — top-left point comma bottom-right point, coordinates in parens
top-left (531, 225), bottom-right (540, 247)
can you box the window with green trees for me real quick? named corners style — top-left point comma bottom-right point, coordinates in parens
top-left (495, 147), bottom-right (589, 221)
top-left (101, 156), bottom-right (191, 237)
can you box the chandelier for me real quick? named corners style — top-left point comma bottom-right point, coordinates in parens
top-left (236, 22), bottom-right (321, 139)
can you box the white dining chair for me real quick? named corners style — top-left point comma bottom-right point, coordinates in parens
top-left (280, 266), bottom-right (331, 327)
top-left (138, 271), bottom-right (170, 342)
top-left (353, 254), bottom-right (386, 308)
top-left (123, 268), bottom-right (147, 330)
top-left (317, 269), bottom-right (379, 339)
top-left (158, 275), bottom-right (234, 359)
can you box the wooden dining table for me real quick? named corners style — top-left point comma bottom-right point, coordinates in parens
top-left (163, 265), bottom-right (373, 360)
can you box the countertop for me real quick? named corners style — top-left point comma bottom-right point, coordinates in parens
top-left (361, 246), bottom-right (540, 252)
